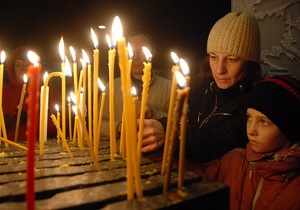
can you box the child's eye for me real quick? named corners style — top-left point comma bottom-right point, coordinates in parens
top-left (260, 119), bottom-right (269, 125)
top-left (246, 114), bottom-right (252, 121)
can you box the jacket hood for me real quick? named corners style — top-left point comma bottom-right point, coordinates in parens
top-left (7, 47), bottom-right (31, 87)
top-left (246, 143), bottom-right (300, 181)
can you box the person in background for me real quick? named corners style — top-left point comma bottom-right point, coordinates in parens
top-left (188, 76), bottom-right (300, 209)
top-left (140, 12), bottom-right (265, 162)
top-left (100, 31), bottom-right (172, 139)
top-left (2, 47), bottom-right (61, 141)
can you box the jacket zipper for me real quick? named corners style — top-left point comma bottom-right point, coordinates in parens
top-left (199, 94), bottom-right (232, 128)
top-left (252, 177), bottom-right (264, 210)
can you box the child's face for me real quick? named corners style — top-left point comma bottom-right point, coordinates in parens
top-left (246, 108), bottom-right (292, 153)
top-left (15, 59), bottom-right (30, 84)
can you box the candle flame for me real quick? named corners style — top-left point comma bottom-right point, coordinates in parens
top-left (171, 52), bottom-right (179, 64)
top-left (23, 74), bottom-right (28, 83)
top-left (67, 96), bottom-right (71, 103)
top-left (70, 92), bottom-right (77, 105)
top-left (69, 46), bottom-right (76, 62)
top-left (64, 56), bottom-right (72, 76)
top-left (106, 34), bottom-right (112, 49)
top-left (142, 47), bottom-right (152, 62)
top-left (98, 78), bottom-right (105, 92)
top-left (179, 58), bottom-right (190, 76)
top-left (128, 43), bottom-right (133, 59)
top-left (112, 16), bottom-right (123, 47)
top-left (55, 104), bottom-right (59, 112)
top-left (27, 51), bottom-right (40, 67)
top-left (82, 49), bottom-right (90, 64)
top-left (59, 36), bottom-right (65, 62)
top-left (131, 86), bottom-right (137, 97)
top-left (43, 72), bottom-right (48, 83)
top-left (175, 71), bottom-right (187, 88)
top-left (0, 51), bottom-right (6, 64)
top-left (80, 58), bottom-right (86, 68)
top-left (72, 105), bottom-right (78, 116)
top-left (91, 28), bottom-right (99, 49)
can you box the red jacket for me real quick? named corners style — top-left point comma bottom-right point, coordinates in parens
top-left (186, 143), bottom-right (300, 209)
top-left (2, 47), bottom-right (61, 141)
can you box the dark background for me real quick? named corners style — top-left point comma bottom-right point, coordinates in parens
top-left (0, 0), bottom-right (231, 80)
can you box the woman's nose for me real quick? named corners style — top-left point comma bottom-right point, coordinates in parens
top-left (216, 61), bottom-right (227, 74)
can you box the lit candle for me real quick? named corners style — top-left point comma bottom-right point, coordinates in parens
top-left (95, 78), bottom-right (105, 156)
top-left (14, 74), bottom-right (28, 142)
top-left (0, 51), bottom-right (8, 147)
top-left (137, 47), bottom-right (152, 163)
top-left (39, 60), bottom-right (71, 155)
top-left (26, 50), bottom-right (41, 210)
top-left (177, 58), bottom-right (190, 189)
top-left (68, 96), bottom-right (72, 141)
top-left (114, 16), bottom-right (142, 199)
top-left (162, 52), bottom-right (180, 174)
top-left (82, 50), bottom-right (92, 141)
top-left (91, 28), bottom-right (100, 150)
top-left (69, 46), bottom-right (78, 97)
top-left (59, 37), bottom-right (67, 150)
top-left (163, 71), bottom-right (189, 193)
top-left (70, 92), bottom-right (100, 171)
top-left (39, 72), bottom-right (49, 155)
top-left (50, 114), bottom-right (73, 158)
top-left (107, 34), bottom-right (117, 160)
top-left (119, 43), bottom-right (133, 157)
top-left (80, 51), bottom-right (88, 142)
top-left (55, 104), bottom-right (61, 143)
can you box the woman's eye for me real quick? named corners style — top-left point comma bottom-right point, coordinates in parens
top-left (261, 119), bottom-right (269, 125)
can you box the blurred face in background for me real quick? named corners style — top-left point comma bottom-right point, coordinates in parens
top-left (14, 59), bottom-right (30, 84)
top-left (128, 34), bottom-right (150, 80)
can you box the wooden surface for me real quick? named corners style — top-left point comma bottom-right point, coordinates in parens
top-left (0, 140), bottom-right (228, 209)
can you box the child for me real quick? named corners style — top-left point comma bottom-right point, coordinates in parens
top-left (187, 76), bottom-right (300, 209)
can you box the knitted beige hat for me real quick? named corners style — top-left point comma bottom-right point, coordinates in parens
top-left (207, 12), bottom-right (261, 62)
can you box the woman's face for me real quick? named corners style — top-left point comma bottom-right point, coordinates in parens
top-left (209, 52), bottom-right (248, 89)
top-left (14, 59), bottom-right (30, 84)
top-left (246, 108), bottom-right (291, 153)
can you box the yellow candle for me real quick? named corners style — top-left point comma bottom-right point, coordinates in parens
top-left (68, 97), bottom-right (72, 141)
top-left (69, 46), bottom-right (78, 97)
top-left (14, 74), bottom-right (27, 142)
top-left (0, 51), bottom-right (8, 147)
top-left (55, 104), bottom-right (61, 143)
top-left (88, 62), bottom-right (92, 141)
top-left (50, 114), bottom-right (73, 158)
top-left (75, 116), bottom-right (83, 150)
top-left (91, 28), bottom-right (99, 152)
top-left (163, 71), bottom-right (188, 193)
top-left (162, 52), bottom-right (180, 174)
top-left (77, 66), bottom-right (84, 101)
top-left (59, 37), bottom-right (67, 149)
top-left (108, 48), bottom-right (116, 160)
top-left (113, 16), bottom-right (142, 199)
top-left (178, 87), bottom-right (190, 188)
top-left (40, 72), bottom-right (64, 155)
top-left (95, 78), bottom-right (105, 156)
top-left (137, 47), bottom-right (152, 163)
top-left (39, 72), bottom-right (49, 147)
top-left (0, 137), bottom-right (27, 150)
top-left (73, 105), bottom-right (101, 171)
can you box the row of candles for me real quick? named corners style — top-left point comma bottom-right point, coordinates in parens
top-left (0, 16), bottom-right (191, 204)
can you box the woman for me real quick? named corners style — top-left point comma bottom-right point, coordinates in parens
top-left (141, 12), bottom-right (265, 162)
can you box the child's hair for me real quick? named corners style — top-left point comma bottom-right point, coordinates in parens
top-left (247, 76), bottom-right (300, 142)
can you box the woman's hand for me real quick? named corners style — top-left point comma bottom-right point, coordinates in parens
top-left (138, 119), bottom-right (165, 153)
